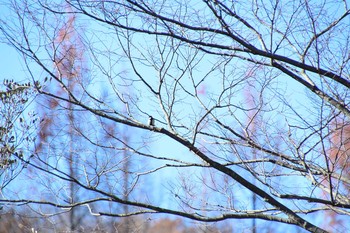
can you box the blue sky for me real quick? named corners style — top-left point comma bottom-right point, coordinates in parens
top-left (1, 1), bottom-right (349, 232)
top-left (0, 43), bottom-right (25, 82)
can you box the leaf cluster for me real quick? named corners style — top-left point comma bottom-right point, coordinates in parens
top-left (0, 79), bottom-right (38, 169)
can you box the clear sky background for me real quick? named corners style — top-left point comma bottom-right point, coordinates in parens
top-left (0, 43), bottom-right (24, 82)
top-left (1, 1), bottom-right (346, 232)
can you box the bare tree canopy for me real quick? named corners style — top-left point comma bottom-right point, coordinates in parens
top-left (1, 0), bottom-right (350, 232)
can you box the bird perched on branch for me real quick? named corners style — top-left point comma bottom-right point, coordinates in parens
top-left (148, 116), bottom-right (155, 127)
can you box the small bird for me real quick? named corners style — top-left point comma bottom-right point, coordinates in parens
top-left (148, 116), bottom-right (155, 127)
